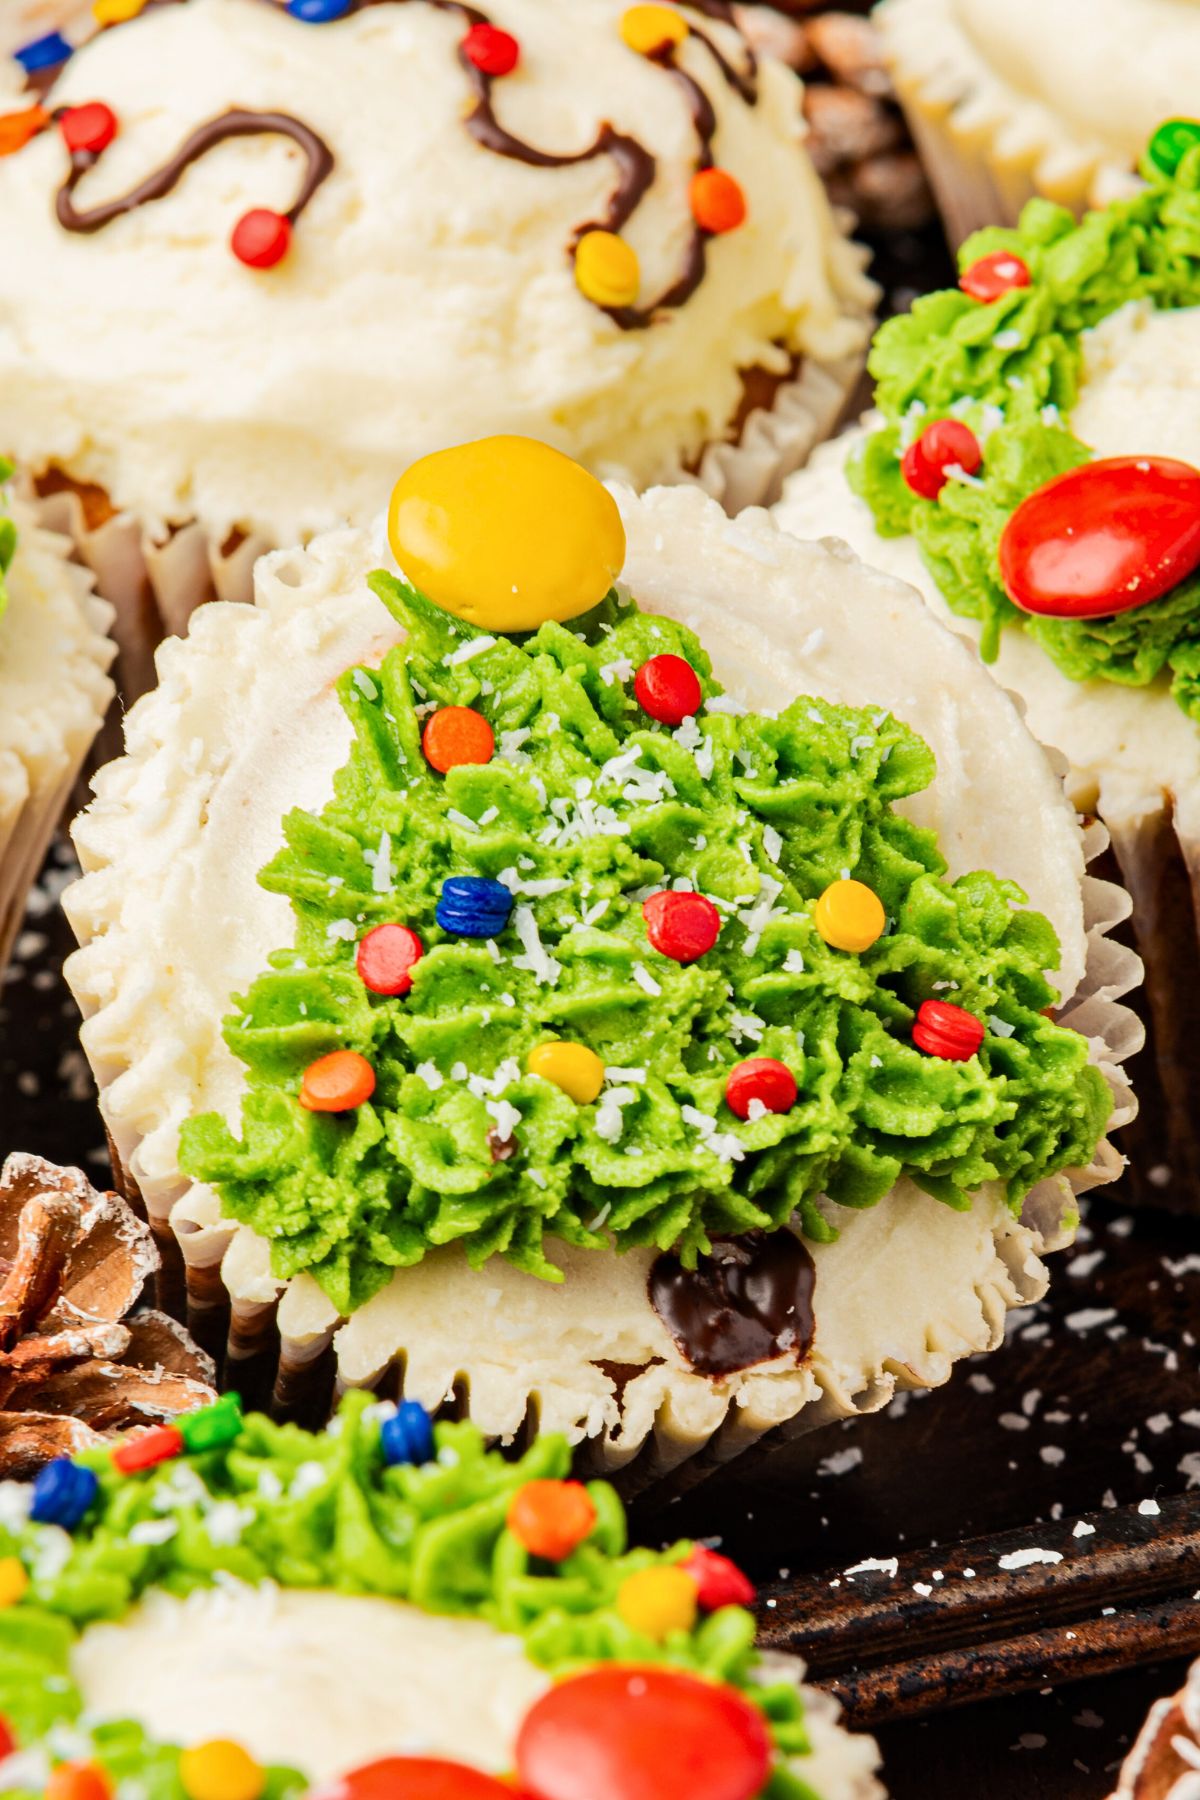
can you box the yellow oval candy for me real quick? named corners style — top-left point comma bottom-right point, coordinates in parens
top-left (814, 879), bottom-right (886, 954)
top-left (619, 4), bottom-right (688, 55)
top-left (528, 1041), bottom-right (606, 1105)
top-left (617, 1565), bottom-right (699, 1640)
top-left (0, 1556), bottom-right (27, 1608)
top-left (179, 1742), bottom-right (264, 1800)
top-left (574, 229), bottom-right (640, 309)
top-left (388, 436), bottom-right (626, 633)
top-left (93, 0), bottom-right (149, 22)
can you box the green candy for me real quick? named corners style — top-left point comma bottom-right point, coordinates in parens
top-left (178, 1393), bottom-right (243, 1453)
top-left (1147, 117), bottom-right (1200, 177)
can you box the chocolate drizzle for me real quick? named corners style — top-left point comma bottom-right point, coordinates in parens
top-left (649, 1228), bottom-right (816, 1379)
top-left (55, 107), bottom-right (334, 236)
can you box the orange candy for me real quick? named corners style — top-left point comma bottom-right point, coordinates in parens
top-left (422, 706), bottom-right (495, 774)
top-left (0, 106), bottom-right (50, 157)
top-left (507, 1479), bottom-right (597, 1561)
top-left (689, 168), bottom-right (746, 235)
top-left (299, 1049), bottom-right (376, 1113)
top-left (45, 1765), bottom-right (112, 1800)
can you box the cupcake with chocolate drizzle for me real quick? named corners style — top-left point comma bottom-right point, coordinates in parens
top-left (0, 0), bottom-right (874, 701)
top-left (63, 437), bottom-right (1139, 1482)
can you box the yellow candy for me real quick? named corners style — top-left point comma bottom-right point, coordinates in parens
top-left (388, 436), bottom-right (626, 634)
top-left (528, 1041), bottom-right (606, 1104)
top-left (619, 4), bottom-right (688, 55)
top-left (93, 0), bottom-right (149, 21)
top-left (574, 230), bottom-right (640, 310)
top-left (0, 1557), bottom-right (27, 1608)
top-left (617, 1565), bottom-right (699, 1640)
top-left (814, 879), bottom-right (886, 954)
top-left (179, 1742), bottom-right (264, 1800)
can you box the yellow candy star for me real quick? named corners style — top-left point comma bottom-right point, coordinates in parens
top-left (179, 1742), bottom-right (264, 1800)
top-left (814, 879), bottom-right (886, 954)
top-left (574, 229), bottom-right (640, 310)
top-left (619, 4), bottom-right (688, 56)
top-left (528, 1041), bottom-right (606, 1105)
top-left (617, 1565), bottom-right (699, 1640)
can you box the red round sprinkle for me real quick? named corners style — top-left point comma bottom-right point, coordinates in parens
top-left (681, 1545), bottom-right (756, 1611)
top-left (461, 22), bottom-right (519, 75)
top-left (633, 653), bottom-right (702, 727)
top-left (112, 1423), bottom-right (184, 1475)
top-left (912, 998), bottom-right (985, 1062)
top-left (959, 250), bottom-right (1031, 304)
top-left (58, 102), bottom-right (118, 156)
top-left (45, 1764), bottom-right (111, 1800)
top-left (900, 419), bottom-right (982, 501)
top-left (317, 1760), bottom-right (511, 1800)
top-left (0, 1716), bottom-right (15, 1760)
top-left (231, 208), bottom-right (292, 270)
top-left (689, 167), bottom-right (746, 235)
top-left (421, 706), bottom-right (495, 773)
top-left (724, 1057), bottom-right (797, 1121)
top-left (356, 923), bottom-right (424, 996)
top-left (507, 1480), bottom-right (597, 1562)
top-left (516, 1665), bottom-right (772, 1800)
top-left (643, 890), bottom-right (720, 964)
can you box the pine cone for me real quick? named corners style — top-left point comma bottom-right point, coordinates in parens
top-left (0, 1154), bottom-right (217, 1477)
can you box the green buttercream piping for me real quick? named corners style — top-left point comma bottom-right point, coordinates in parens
top-left (849, 145), bottom-right (1200, 710)
top-left (178, 576), bottom-right (1109, 1313)
top-left (0, 1393), bottom-right (813, 1799)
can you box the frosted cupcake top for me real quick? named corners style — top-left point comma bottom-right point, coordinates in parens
top-left (0, 0), bottom-right (871, 544)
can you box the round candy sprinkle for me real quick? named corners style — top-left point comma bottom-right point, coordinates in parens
top-left (45, 1764), bottom-right (111, 1800)
top-left (231, 209), bottom-right (291, 270)
top-left (30, 1457), bottom-right (98, 1530)
top-left (900, 418), bottom-right (982, 501)
top-left (642, 890), bottom-right (720, 964)
top-left (575, 229), bottom-right (640, 309)
top-left (357, 923), bottom-right (424, 996)
top-left (998, 455), bottom-right (1200, 620)
top-left (179, 1741), bottom-right (265, 1800)
top-left (178, 1393), bottom-right (243, 1454)
top-left (617, 1565), bottom-right (699, 1639)
top-left (814, 878), bottom-right (886, 953)
top-left (93, 0), bottom-right (150, 22)
top-left (516, 1665), bottom-right (773, 1800)
top-left (633, 653), bottom-right (702, 726)
top-left (681, 1544), bottom-right (756, 1610)
top-left (320, 1760), bottom-right (511, 1800)
top-left (0, 1557), bottom-right (28, 1609)
top-left (13, 32), bottom-right (73, 74)
top-left (461, 22), bottom-right (520, 75)
top-left (724, 1057), bottom-right (796, 1122)
top-left (689, 168), bottom-right (746, 235)
top-left (422, 705), bottom-right (495, 773)
top-left (527, 1040), bottom-right (606, 1104)
top-left (0, 106), bottom-right (50, 157)
top-left (619, 4), bottom-right (688, 55)
top-left (112, 1423), bottom-right (184, 1475)
top-left (59, 103), bottom-right (118, 156)
top-left (435, 874), bottom-right (514, 939)
top-left (380, 1399), bottom-right (435, 1467)
top-left (1148, 117), bottom-right (1200, 177)
top-left (0, 1718), bottom-right (14, 1760)
top-left (299, 1048), bottom-right (377, 1112)
top-left (388, 437), bottom-right (626, 634)
top-left (507, 1479), bottom-right (596, 1561)
top-left (959, 250), bottom-right (1030, 304)
top-left (913, 998), bottom-right (985, 1062)
top-left (287, 0), bottom-right (353, 20)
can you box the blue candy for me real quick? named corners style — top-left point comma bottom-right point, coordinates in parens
top-left (435, 875), bottom-right (513, 939)
top-left (30, 1458), bottom-right (99, 1531)
top-left (13, 31), bottom-right (73, 73)
top-left (286, 0), bottom-right (353, 19)
top-left (380, 1400), bottom-right (435, 1468)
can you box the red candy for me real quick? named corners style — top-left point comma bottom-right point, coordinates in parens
top-left (461, 22), bottom-right (519, 75)
top-left (0, 1716), bottom-right (14, 1760)
top-left (998, 455), bottom-right (1200, 620)
top-left (422, 706), bottom-right (495, 773)
top-left (900, 419), bottom-right (982, 501)
top-left (507, 1480), bottom-right (597, 1561)
top-left (689, 168), bottom-right (746, 235)
top-left (681, 1545), bottom-right (756, 1610)
top-left (633, 653), bottom-right (702, 727)
top-left (112, 1424), bottom-right (184, 1474)
top-left (231, 208), bottom-right (291, 269)
top-left (913, 999), bottom-right (985, 1062)
top-left (959, 250), bottom-right (1031, 303)
top-left (45, 1765), bottom-right (111, 1800)
top-left (643, 890), bottom-right (720, 963)
top-left (356, 924), bottom-right (424, 996)
top-left (317, 1760), bottom-right (511, 1800)
top-left (515, 1665), bottom-right (772, 1800)
top-left (58, 102), bottom-right (118, 156)
top-left (724, 1058), bottom-right (796, 1121)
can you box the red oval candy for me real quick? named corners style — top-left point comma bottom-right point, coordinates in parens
top-left (959, 250), bottom-right (1030, 304)
top-left (515, 1666), bottom-right (771, 1800)
top-left (634, 653), bottom-right (702, 727)
top-left (681, 1544), bottom-right (756, 1610)
top-left (317, 1758), bottom-right (511, 1800)
top-left (724, 1058), bottom-right (797, 1121)
top-left (912, 999), bottom-right (984, 1062)
top-left (59, 102), bottom-right (118, 156)
top-left (998, 455), bottom-right (1200, 620)
top-left (231, 208), bottom-right (291, 269)
top-left (642, 891), bottom-right (720, 963)
top-left (356, 924), bottom-right (423, 996)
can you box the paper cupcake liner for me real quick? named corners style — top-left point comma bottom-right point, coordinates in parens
top-left (1108, 1656), bottom-right (1200, 1800)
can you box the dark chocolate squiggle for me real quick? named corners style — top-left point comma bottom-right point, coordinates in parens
top-left (649, 1229), bottom-right (816, 1379)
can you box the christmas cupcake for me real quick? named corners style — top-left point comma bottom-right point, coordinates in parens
top-left (0, 0), bottom-right (874, 699)
top-left (1109, 1656), bottom-right (1200, 1800)
top-left (0, 1388), bottom-right (884, 1800)
top-left (0, 479), bottom-right (113, 970)
top-left (774, 139), bottom-right (1200, 1206)
top-left (63, 439), bottom-right (1138, 1479)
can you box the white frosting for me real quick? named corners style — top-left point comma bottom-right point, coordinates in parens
top-left (0, 0), bottom-right (872, 546)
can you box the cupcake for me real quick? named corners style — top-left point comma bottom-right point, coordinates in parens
top-left (0, 0), bottom-right (874, 699)
top-left (63, 438), bottom-right (1138, 1479)
top-left (0, 1388), bottom-right (884, 1800)
top-left (774, 141), bottom-right (1200, 1207)
top-left (0, 480), bottom-right (113, 971)
top-left (1110, 1656), bottom-right (1200, 1800)
top-left (876, 0), bottom-right (1200, 243)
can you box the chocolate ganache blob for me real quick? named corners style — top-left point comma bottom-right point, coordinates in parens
top-left (649, 1229), bottom-right (815, 1378)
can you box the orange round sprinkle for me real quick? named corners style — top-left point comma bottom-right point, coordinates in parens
top-left (299, 1049), bottom-right (376, 1113)
top-left (422, 706), bottom-right (495, 774)
top-left (46, 1764), bottom-right (112, 1800)
top-left (507, 1479), bottom-right (597, 1561)
top-left (689, 168), bottom-right (746, 235)
top-left (0, 106), bottom-right (49, 157)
